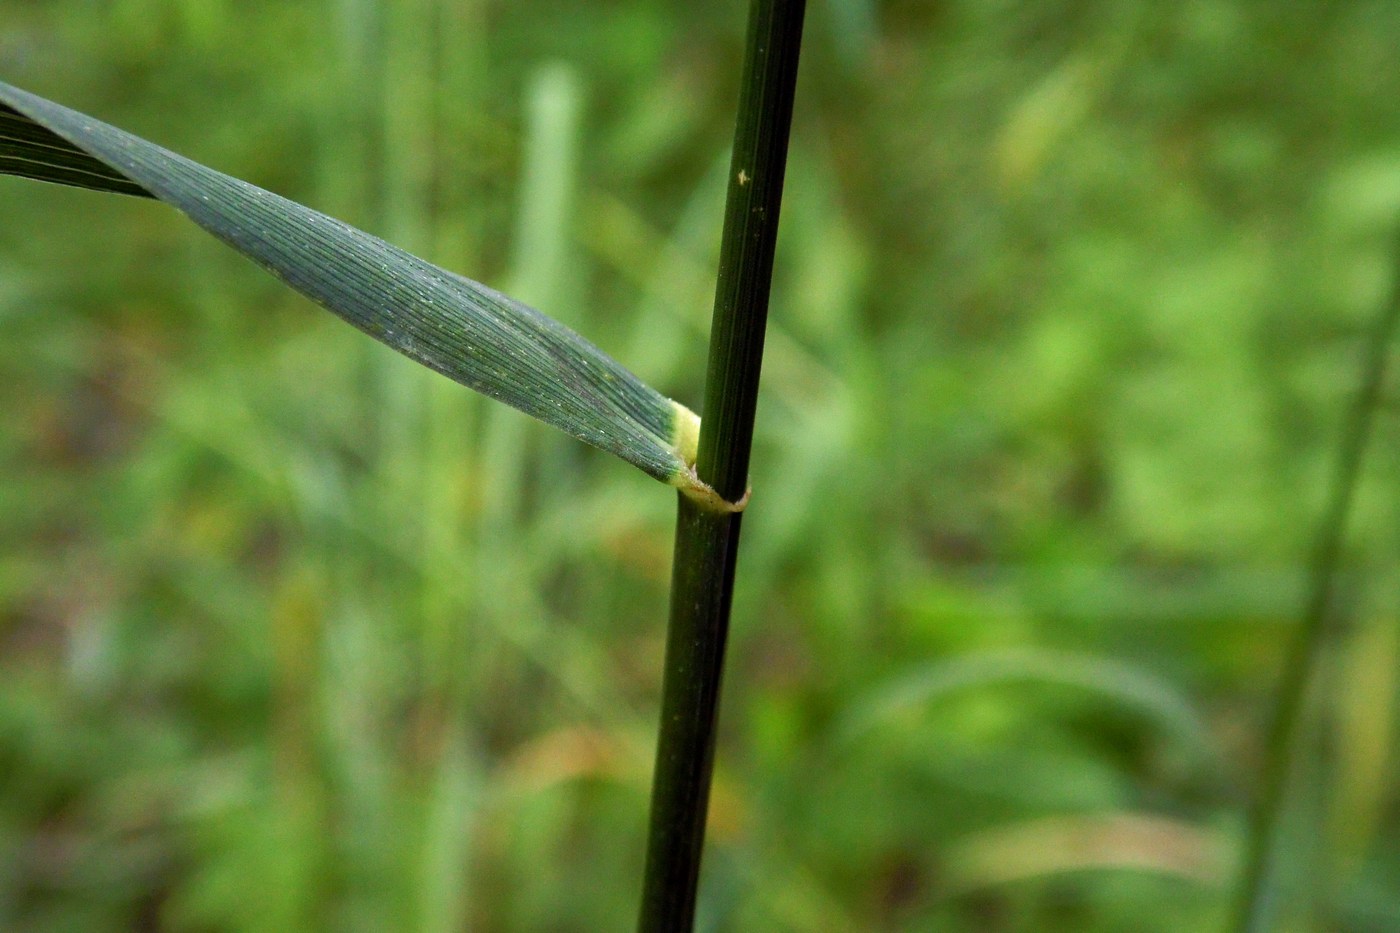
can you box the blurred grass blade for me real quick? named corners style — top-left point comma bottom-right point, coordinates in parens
top-left (832, 649), bottom-right (1215, 761)
top-left (0, 81), bottom-right (705, 490)
top-left (1231, 229), bottom-right (1400, 933)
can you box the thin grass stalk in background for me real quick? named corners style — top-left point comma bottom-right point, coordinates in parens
top-left (1231, 233), bottom-right (1400, 933)
top-left (637, 1), bottom-right (807, 930)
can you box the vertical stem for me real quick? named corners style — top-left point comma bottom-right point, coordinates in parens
top-left (1230, 236), bottom-right (1400, 933)
top-left (637, 2), bottom-right (806, 931)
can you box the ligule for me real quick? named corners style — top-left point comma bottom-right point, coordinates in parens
top-left (666, 401), bottom-right (750, 513)
top-left (671, 468), bottom-right (751, 514)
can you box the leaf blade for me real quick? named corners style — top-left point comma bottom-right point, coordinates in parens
top-left (0, 81), bottom-right (699, 486)
top-left (0, 103), bottom-right (152, 197)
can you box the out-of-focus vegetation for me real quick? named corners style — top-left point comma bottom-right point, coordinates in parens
top-left (2, 1), bottom-right (1398, 930)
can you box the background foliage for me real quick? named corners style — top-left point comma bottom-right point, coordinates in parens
top-left (2, 1), bottom-right (1399, 930)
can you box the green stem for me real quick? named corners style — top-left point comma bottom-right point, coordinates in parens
top-left (1230, 236), bottom-right (1400, 933)
top-left (637, 2), bottom-right (806, 930)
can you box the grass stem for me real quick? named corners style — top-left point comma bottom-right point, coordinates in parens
top-left (1230, 234), bottom-right (1400, 932)
top-left (636, 1), bottom-right (806, 930)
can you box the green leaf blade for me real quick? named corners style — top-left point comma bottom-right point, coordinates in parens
top-left (0, 80), bottom-right (698, 487)
top-left (0, 103), bottom-right (152, 197)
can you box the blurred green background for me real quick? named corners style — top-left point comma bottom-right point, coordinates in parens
top-left (3, 1), bottom-right (1399, 930)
